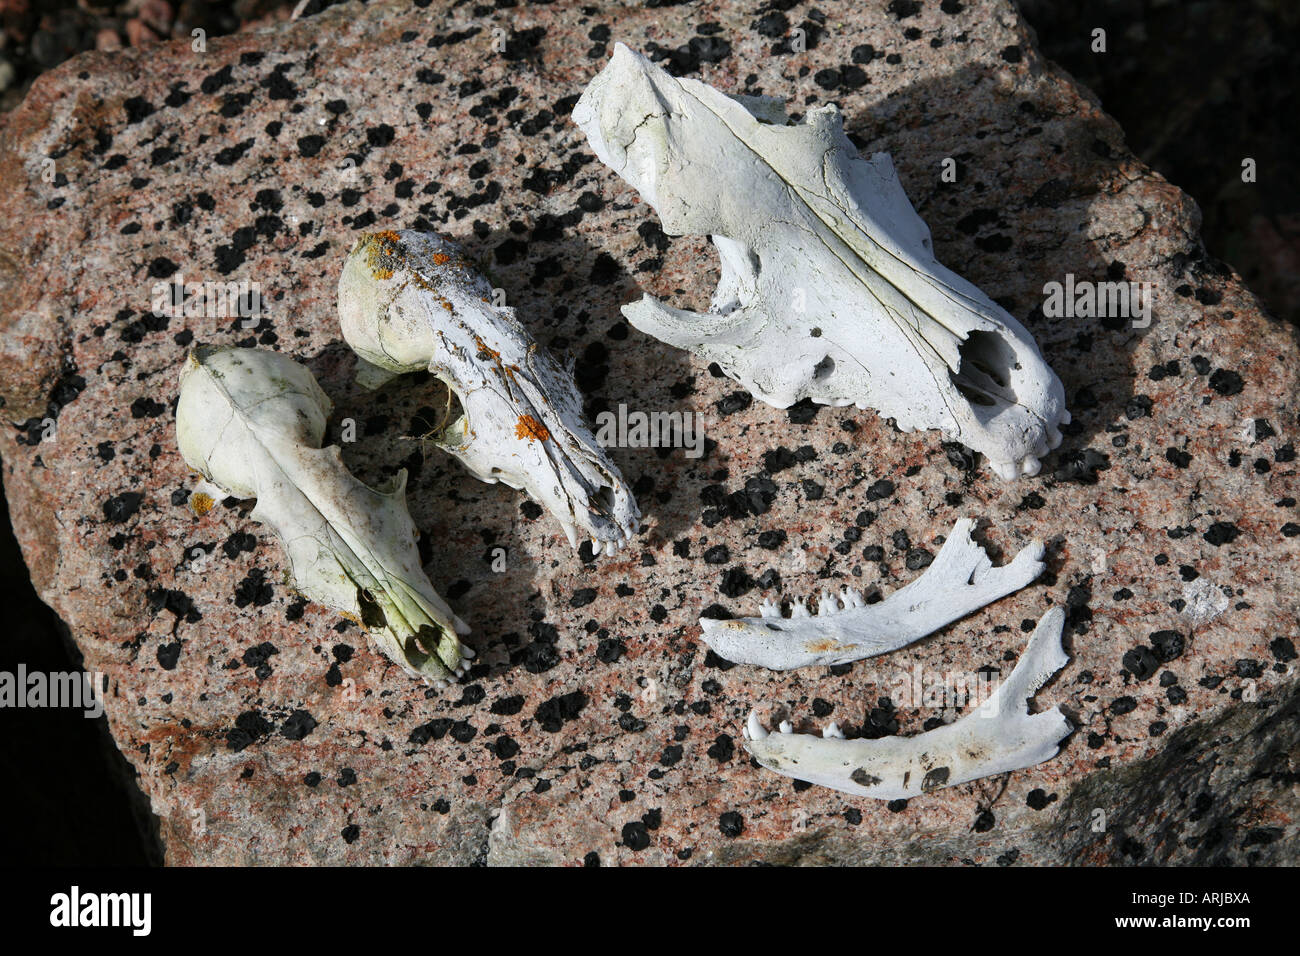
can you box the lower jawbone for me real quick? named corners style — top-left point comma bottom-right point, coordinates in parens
top-left (742, 608), bottom-right (1072, 799)
top-left (573, 43), bottom-right (1069, 481)
top-left (337, 229), bottom-right (640, 556)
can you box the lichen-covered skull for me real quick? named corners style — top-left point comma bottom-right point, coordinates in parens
top-left (573, 44), bottom-right (1069, 480)
top-left (338, 230), bottom-right (639, 554)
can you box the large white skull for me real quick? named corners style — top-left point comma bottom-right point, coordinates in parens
top-left (573, 44), bottom-right (1069, 480)
top-left (337, 230), bottom-right (640, 555)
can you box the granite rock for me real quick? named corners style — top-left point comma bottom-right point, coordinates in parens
top-left (0, 0), bottom-right (1296, 864)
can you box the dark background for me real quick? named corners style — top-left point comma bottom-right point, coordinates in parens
top-left (1, 0), bottom-right (1295, 865)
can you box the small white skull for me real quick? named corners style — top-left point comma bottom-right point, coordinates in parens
top-left (337, 230), bottom-right (639, 554)
top-left (573, 44), bottom-right (1069, 480)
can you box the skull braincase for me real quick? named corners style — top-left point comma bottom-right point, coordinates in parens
top-left (573, 44), bottom-right (1069, 481)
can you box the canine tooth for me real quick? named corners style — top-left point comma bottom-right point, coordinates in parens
top-left (746, 711), bottom-right (769, 740)
top-left (561, 521), bottom-right (579, 549)
top-left (778, 720), bottom-right (793, 734)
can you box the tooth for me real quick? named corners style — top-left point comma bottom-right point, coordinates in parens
top-left (759, 599), bottom-right (779, 618)
top-left (792, 602), bottom-right (811, 618)
top-left (991, 459), bottom-right (1019, 481)
top-left (842, 588), bottom-right (864, 608)
top-left (562, 521), bottom-right (579, 549)
top-left (461, 646), bottom-right (475, 659)
top-left (1061, 409), bottom-right (1072, 425)
top-left (746, 711), bottom-right (769, 740)
top-left (1047, 425), bottom-right (1062, 448)
top-left (1020, 456), bottom-right (1041, 477)
top-left (818, 592), bottom-right (837, 615)
top-left (778, 720), bottom-right (793, 734)
top-left (823, 722), bottom-right (844, 739)
top-left (591, 539), bottom-right (603, 556)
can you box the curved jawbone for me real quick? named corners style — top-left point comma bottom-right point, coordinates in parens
top-left (742, 608), bottom-right (1072, 799)
top-left (338, 229), bottom-right (640, 556)
top-left (699, 518), bottom-right (1045, 669)
top-left (573, 44), bottom-right (1069, 481)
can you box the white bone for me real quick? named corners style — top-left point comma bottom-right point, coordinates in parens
top-left (175, 346), bottom-right (471, 682)
top-left (337, 230), bottom-right (640, 553)
top-left (742, 608), bottom-right (1071, 798)
top-left (573, 45), bottom-right (1068, 479)
top-left (699, 518), bottom-right (1044, 669)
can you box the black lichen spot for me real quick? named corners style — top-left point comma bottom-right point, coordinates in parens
top-left (1122, 646), bottom-right (1159, 680)
top-left (130, 396), bottom-right (166, 418)
top-left (1203, 521), bottom-right (1240, 547)
top-left (226, 710), bottom-right (272, 751)
top-left (921, 766), bottom-right (950, 790)
top-left (156, 641), bottom-right (182, 670)
top-left (1208, 369), bottom-right (1244, 396)
top-left (535, 690), bottom-right (587, 732)
top-left (297, 134), bottom-right (326, 158)
top-left (718, 811), bottom-right (745, 837)
top-left (234, 568), bottom-right (273, 608)
top-left (281, 710), bottom-right (317, 740)
top-left (102, 492), bottom-right (143, 523)
top-left (123, 96), bottom-right (154, 124)
top-left (621, 820), bottom-right (650, 851)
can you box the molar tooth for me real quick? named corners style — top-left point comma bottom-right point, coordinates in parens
top-left (791, 602), bottom-right (811, 618)
top-left (746, 710), bottom-right (769, 740)
top-left (842, 588), bottom-right (865, 608)
top-left (778, 720), bottom-right (793, 734)
top-left (1020, 455), bottom-right (1041, 477)
top-left (823, 721), bottom-right (845, 739)
top-left (1061, 409), bottom-right (1072, 425)
top-left (818, 591), bottom-right (837, 615)
top-left (759, 599), bottom-right (779, 618)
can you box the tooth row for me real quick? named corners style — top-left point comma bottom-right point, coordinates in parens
top-left (756, 587), bottom-right (866, 620)
top-left (743, 709), bottom-right (846, 742)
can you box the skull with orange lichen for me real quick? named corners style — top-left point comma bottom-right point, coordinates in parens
top-left (338, 230), bottom-right (639, 555)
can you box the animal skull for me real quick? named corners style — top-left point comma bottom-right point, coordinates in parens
top-left (337, 229), bottom-right (640, 554)
top-left (573, 44), bottom-right (1069, 480)
top-left (742, 608), bottom-right (1072, 798)
top-left (175, 346), bottom-right (472, 685)
top-left (699, 518), bottom-right (1045, 669)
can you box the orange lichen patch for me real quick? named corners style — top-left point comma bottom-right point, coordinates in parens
top-left (361, 231), bottom-right (406, 280)
top-left (473, 337), bottom-right (501, 362)
top-left (340, 610), bottom-right (363, 626)
top-left (431, 252), bottom-right (451, 265)
top-left (804, 637), bottom-right (851, 654)
top-left (189, 491), bottom-right (215, 516)
top-left (515, 414), bottom-right (550, 442)
top-left (440, 299), bottom-right (453, 312)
